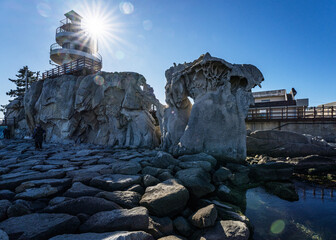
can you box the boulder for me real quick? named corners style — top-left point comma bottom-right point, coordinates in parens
top-left (0, 200), bottom-right (11, 221)
top-left (197, 220), bottom-right (249, 240)
top-left (64, 182), bottom-right (101, 198)
top-left (143, 174), bottom-right (161, 187)
top-left (90, 174), bottom-right (141, 191)
top-left (0, 213), bottom-right (80, 240)
top-left (96, 191), bottom-right (141, 208)
top-left (150, 152), bottom-right (179, 169)
top-left (158, 236), bottom-right (186, 240)
top-left (0, 229), bottom-right (9, 240)
top-left (15, 185), bottom-right (60, 200)
top-left (0, 190), bottom-right (15, 200)
top-left (162, 53), bottom-right (264, 162)
top-left (247, 130), bottom-right (336, 157)
top-left (178, 153), bottom-right (217, 168)
top-left (43, 196), bottom-right (121, 215)
top-left (49, 231), bottom-right (155, 240)
top-left (148, 216), bottom-right (174, 238)
top-left (173, 216), bottom-right (193, 237)
top-left (140, 179), bottom-right (189, 217)
top-left (249, 162), bottom-right (294, 182)
top-left (24, 72), bottom-right (163, 148)
top-left (264, 182), bottom-right (299, 201)
top-left (80, 207), bottom-right (149, 233)
top-left (213, 167), bottom-right (232, 184)
top-left (175, 168), bottom-right (215, 197)
top-left (191, 204), bottom-right (218, 228)
top-left (7, 201), bottom-right (32, 217)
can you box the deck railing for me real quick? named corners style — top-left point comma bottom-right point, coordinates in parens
top-left (247, 106), bottom-right (336, 121)
top-left (42, 56), bottom-right (102, 80)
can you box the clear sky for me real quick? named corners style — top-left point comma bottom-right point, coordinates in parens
top-left (1, 0), bottom-right (336, 119)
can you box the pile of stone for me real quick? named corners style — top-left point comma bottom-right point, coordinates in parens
top-left (0, 139), bottom-right (295, 240)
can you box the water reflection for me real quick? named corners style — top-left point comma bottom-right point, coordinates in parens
top-left (245, 183), bottom-right (336, 240)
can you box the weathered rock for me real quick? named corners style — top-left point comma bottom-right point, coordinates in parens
top-left (140, 179), bottom-right (189, 217)
top-left (247, 130), bottom-right (336, 157)
top-left (126, 184), bottom-right (145, 194)
top-left (0, 200), bottom-right (11, 221)
top-left (173, 216), bottom-right (193, 237)
top-left (15, 185), bottom-right (60, 200)
top-left (90, 174), bottom-right (141, 191)
top-left (191, 204), bottom-right (217, 228)
top-left (142, 166), bottom-right (163, 177)
top-left (213, 167), bottom-right (232, 184)
top-left (64, 182), bottom-right (101, 198)
top-left (24, 72), bottom-right (163, 148)
top-left (264, 182), bottom-right (299, 201)
top-left (109, 161), bottom-right (142, 175)
top-left (0, 229), bottom-right (9, 240)
top-left (178, 153), bottom-right (217, 168)
top-left (249, 162), bottom-right (293, 182)
top-left (217, 185), bottom-right (246, 210)
top-left (0, 213), bottom-right (80, 240)
top-left (148, 216), bottom-right (174, 238)
top-left (158, 236), bottom-right (186, 240)
top-left (43, 196), bottom-right (121, 215)
top-left (80, 207), bottom-right (149, 233)
top-left (143, 174), bottom-right (161, 187)
top-left (197, 220), bottom-right (249, 240)
top-left (150, 152), bottom-right (179, 169)
top-left (7, 201), bottom-right (32, 218)
top-left (162, 53), bottom-right (264, 162)
top-left (0, 190), bottom-right (15, 200)
top-left (96, 191), bottom-right (141, 208)
top-left (49, 231), bottom-right (155, 240)
top-left (175, 168), bottom-right (215, 197)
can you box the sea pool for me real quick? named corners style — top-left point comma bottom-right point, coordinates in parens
top-left (245, 183), bottom-right (336, 240)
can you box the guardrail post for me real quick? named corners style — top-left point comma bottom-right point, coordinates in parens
top-left (313, 107), bottom-right (316, 119)
top-left (332, 106), bottom-right (334, 119)
top-left (322, 105), bottom-right (324, 119)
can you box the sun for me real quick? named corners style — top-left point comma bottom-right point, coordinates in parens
top-left (70, 0), bottom-right (126, 54)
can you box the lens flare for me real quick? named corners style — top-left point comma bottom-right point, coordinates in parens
top-left (94, 75), bottom-right (105, 85)
top-left (270, 219), bottom-right (285, 234)
top-left (119, 2), bottom-right (134, 15)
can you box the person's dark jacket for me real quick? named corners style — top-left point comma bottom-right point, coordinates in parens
top-left (33, 127), bottom-right (45, 142)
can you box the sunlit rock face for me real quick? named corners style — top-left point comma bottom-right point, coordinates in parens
top-left (162, 53), bottom-right (264, 162)
top-left (24, 72), bottom-right (163, 148)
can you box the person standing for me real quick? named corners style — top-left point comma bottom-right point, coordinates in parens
top-left (33, 124), bottom-right (45, 150)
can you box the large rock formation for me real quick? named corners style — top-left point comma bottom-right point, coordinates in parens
top-left (162, 53), bottom-right (264, 162)
top-left (247, 130), bottom-right (336, 157)
top-left (24, 72), bottom-right (163, 148)
top-left (4, 97), bottom-right (29, 138)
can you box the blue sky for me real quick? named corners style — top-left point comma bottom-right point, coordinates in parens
top-left (1, 0), bottom-right (336, 118)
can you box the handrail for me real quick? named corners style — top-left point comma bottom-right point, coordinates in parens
top-left (247, 105), bottom-right (336, 121)
top-left (50, 43), bottom-right (102, 62)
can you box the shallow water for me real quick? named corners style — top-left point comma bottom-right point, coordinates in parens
top-left (245, 183), bottom-right (336, 240)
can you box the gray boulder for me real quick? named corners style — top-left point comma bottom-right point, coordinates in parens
top-left (162, 53), bottom-right (264, 163)
top-left (213, 167), bottom-right (232, 184)
top-left (43, 196), bottom-right (121, 215)
top-left (173, 216), bottom-right (193, 237)
top-left (249, 162), bottom-right (294, 182)
top-left (80, 207), bottom-right (149, 233)
top-left (15, 185), bottom-right (60, 200)
top-left (247, 130), bottom-right (336, 157)
top-left (0, 229), bottom-right (8, 240)
top-left (178, 153), bottom-right (217, 168)
top-left (140, 179), bottom-right (189, 217)
top-left (175, 168), bottom-right (215, 197)
top-left (191, 204), bottom-right (218, 228)
top-left (96, 191), bottom-right (141, 208)
top-left (49, 231), bottom-right (154, 240)
top-left (0, 213), bottom-right (79, 240)
top-left (148, 216), bottom-right (174, 238)
top-left (64, 182), bottom-right (101, 198)
top-left (197, 220), bottom-right (249, 240)
top-left (0, 200), bottom-right (11, 221)
top-left (90, 174), bottom-right (141, 191)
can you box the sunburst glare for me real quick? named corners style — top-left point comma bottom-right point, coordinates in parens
top-left (68, 0), bottom-right (127, 55)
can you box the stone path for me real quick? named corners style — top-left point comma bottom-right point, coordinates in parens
top-left (0, 139), bottom-right (289, 240)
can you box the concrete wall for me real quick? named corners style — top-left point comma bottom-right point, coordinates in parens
top-left (246, 120), bottom-right (336, 142)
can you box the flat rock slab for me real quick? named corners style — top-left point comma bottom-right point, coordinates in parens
top-left (80, 207), bottom-right (149, 233)
top-left (0, 200), bottom-right (11, 221)
top-left (96, 191), bottom-right (141, 208)
top-left (140, 179), bottom-right (189, 217)
top-left (198, 220), bottom-right (249, 240)
top-left (64, 182), bottom-right (101, 198)
top-left (15, 185), bottom-right (60, 200)
top-left (90, 174), bottom-right (141, 191)
top-left (43, 196), bottom-right (121, 215)
top-left (109, 161), bottom-right (142, 175)
top-left (178, 153), bottom-right (217, 168)
top-left (0, 213), bottom-right (80, 240)
top-left (49, 231), bottom-right (154, 240)
top-left (0, 170), bottom-right (65, 190)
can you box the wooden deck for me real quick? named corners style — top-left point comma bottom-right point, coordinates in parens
top-left (42, 56), bottom-right (102, 80)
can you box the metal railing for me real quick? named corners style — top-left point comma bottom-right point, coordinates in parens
top-left (50, 43), bottom-right (102, 62)
top-left (42, 56), bottom-right (102, 80)
top-left (247, 106), bottom-right (336, 121)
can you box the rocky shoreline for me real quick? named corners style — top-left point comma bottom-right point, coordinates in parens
top-left (1, 139), bottom-right (324, 240)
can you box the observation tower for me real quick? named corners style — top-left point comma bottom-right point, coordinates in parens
top-left (50, 10), bottom-right (102, 65)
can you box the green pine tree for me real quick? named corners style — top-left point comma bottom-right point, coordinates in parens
top-left (6, 66), bottom-right (38, 98)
